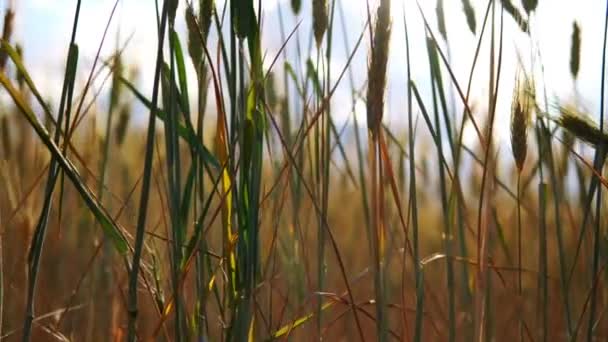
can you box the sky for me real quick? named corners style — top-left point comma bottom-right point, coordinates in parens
top-left (6, 0), bottom-right (608, 147)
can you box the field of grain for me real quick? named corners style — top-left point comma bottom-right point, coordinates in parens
top-left (1, 0), bottom-right (607, 341)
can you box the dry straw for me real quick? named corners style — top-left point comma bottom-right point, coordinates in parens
top-left (366, 0), bottom-right (391, 136)
top-left (312, 0), bottom-right (328, 47)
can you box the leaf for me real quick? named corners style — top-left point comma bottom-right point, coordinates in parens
top-left (0, 39), bottom-right (56, 127)
top-left (119, 75), bottom-right (220, 170)
top-left (0, 72), bottom-right (129, 254)
top-left (171, 29), bottom-right (192, 125)
top-left (306, 59), bottom-right (323, 98)
top-left (267, 301), bottom-right (336, 340)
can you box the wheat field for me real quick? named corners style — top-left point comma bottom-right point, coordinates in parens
top-left (0, 0), bottom-right (607, 341)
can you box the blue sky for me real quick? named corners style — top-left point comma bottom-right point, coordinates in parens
top-left (8, 0), bottom-right (608, 146)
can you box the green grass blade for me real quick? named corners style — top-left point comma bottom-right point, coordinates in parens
top-left (0, 74), bottom-right (129, 254)
top-left (119, 75), bottom-right (220, 170)
top-left (0, 39), bottom-right (56, 127)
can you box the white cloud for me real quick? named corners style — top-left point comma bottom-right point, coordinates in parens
top-left (7, 0), bottom-right (607, 147)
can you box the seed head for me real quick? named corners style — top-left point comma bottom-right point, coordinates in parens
top-left (366, 0), bottom-right (391, 137)
top-left (570, 21), bottom-right (581, 80)
top-left (557, 107), bottom-right (608, 148)
top-left (510, 75), bottom-right (533, 172)
top-left (291, 0), bottom-right (302, 15)
top-left (312, 0), bottom-right (328, 47)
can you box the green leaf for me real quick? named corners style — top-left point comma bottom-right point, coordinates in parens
top-left (171, 29), bottom-right (192, 123)
top-left (306, 59), bottom-right (323, 98)
top-left (0, 39), bottom-right (56, 127)
top-left (266, 301), bottom-right (336, 340)
top-left (283, 61), bottom-right (303, 97)
top-left (120, 75), bottom-right (220, 170)
top-left (0, 72), bottom-right (129, 255)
